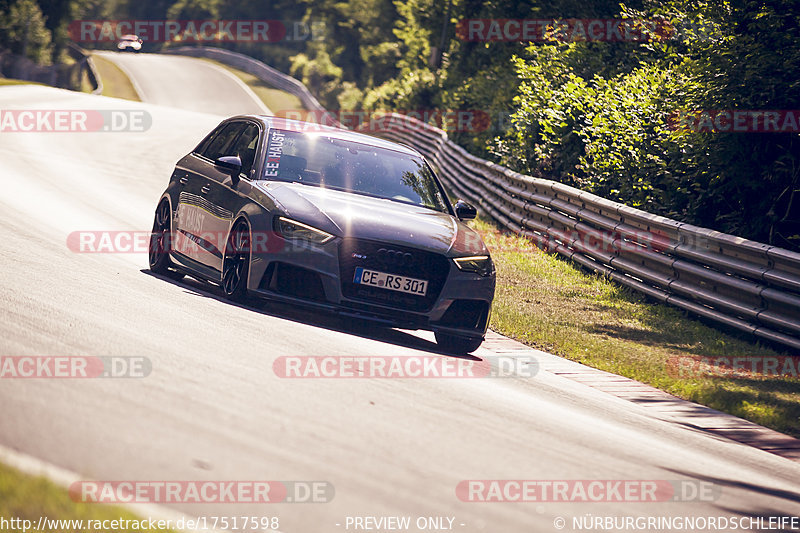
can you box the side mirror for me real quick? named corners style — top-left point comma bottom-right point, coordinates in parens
top-left (215, 155), bottom-right (242, 183)
top-left (454, 200), bottom-right (477, 221)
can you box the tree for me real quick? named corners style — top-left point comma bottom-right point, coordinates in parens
top-left (3, 0), bottom-right (53, 64)
top-left (166, 0), bottom-right (219, 20)
top-left (491, 0), bottom-right (800, 248)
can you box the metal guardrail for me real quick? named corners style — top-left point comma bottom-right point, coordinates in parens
top-left (1, 43), bottom-right (99, 93)
top-left (66, 43), bottom-right (102, 95)
top-left (162, 47), bottom-right (800, 352)
top-left (372, 115), bottom-right (800, 352)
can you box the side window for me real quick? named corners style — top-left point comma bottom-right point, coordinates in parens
top-left (226, 123), bottom-right (260, 177)
top-left (201, 122), bottom-right (245, 161)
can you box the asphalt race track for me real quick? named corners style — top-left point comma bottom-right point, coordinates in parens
top-left (94, 51), bottom-right (271, 116)
top-left (1, 55), bottom-right (800, 532)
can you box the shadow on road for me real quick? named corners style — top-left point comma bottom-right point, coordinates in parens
top-left (662, 466), bottom-right (800, 515)
top-left (141, 269), bottom-right (482, 361)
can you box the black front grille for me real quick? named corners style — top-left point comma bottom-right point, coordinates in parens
top-left (339, 238), bottom-right (450, 312)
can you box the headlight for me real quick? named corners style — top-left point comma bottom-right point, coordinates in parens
top-left (274, 216), bottom-right (334, 244)
top-left (453, 255), bottom-right (493, 277)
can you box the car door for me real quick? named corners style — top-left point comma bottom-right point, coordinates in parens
top-left (174, 121), bottom-right (245, 267)
top-left (201, 121), bottom-right (263, 273)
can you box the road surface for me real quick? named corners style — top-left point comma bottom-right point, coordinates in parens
top-left (94, 51), bottom-right (271, 116)
top-left (0, 69), bottom-right (798, 532)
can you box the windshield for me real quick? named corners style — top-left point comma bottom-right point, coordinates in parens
top-left (261, 128), bottom-right (449, 212)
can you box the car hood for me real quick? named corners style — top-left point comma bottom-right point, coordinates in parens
top-left (254, 181), bottom-right (488, 256)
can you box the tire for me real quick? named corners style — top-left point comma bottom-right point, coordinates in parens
top-left (222, 220), bottom-right (251, 302)
top-left (435, 332), bottom-right (484, 354)
top-left (148, 200), bottom-right (184, 281)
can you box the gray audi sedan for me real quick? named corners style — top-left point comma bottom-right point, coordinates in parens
top-left (149, 116), bottom-right (495, 353)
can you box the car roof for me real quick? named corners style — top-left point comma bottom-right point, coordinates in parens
top-left (120, 34), bottom-right (139, 40)
top-left (226, 115), bottom-right (422, 158)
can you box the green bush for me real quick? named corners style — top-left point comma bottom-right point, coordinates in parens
top-left (2, 0), bottom-right (53, 65)
top-left (489, 1), bottom-right (800, 248)
top-left (493, 44), bottom-right (696, 216)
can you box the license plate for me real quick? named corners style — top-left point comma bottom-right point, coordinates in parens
top-left (353, 267), bottom-right (428, 296)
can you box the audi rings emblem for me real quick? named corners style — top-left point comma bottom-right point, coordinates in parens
top-left (376, 248), bottom-right (414, 267)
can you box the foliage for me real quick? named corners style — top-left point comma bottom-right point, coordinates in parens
top-left (1, 0), bottom-right (53, 64)
top-left (3, 0), bottom-right (796, 245)
top-left (490, 0), bottom-right (800, 246)
top-left (166, 0), bottom-right (219, 20)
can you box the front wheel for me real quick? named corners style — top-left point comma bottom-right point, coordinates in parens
top-left (222, 220), bottom-right (251, 302)
top-left (149, 200), bottom-right (184, 281)
top-left (434, 332), bottom-right (484, 355)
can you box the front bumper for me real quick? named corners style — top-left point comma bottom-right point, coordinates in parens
top-left (247, 236), bottom-right (495, 338)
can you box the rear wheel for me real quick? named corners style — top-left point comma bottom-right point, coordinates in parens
top-left (149, 200), bottom-right (184, 281)
top-left (435, 332), bottom-right (484, 354)
top-left (222, 220), bottom-right (251, 302)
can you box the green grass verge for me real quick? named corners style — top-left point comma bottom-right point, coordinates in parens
top-left (0, 462), bottom-right (174, 533)
top-left (91, 55), bottom-right (140, 102)
top-left (80, 68), bottom-right (95, 94)
top-left (199, 58), bottom-right (305, 114)
top-left (472, 218), bottom-right (800, 437)
top-left (0, 79), bottom-right (44, 87)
